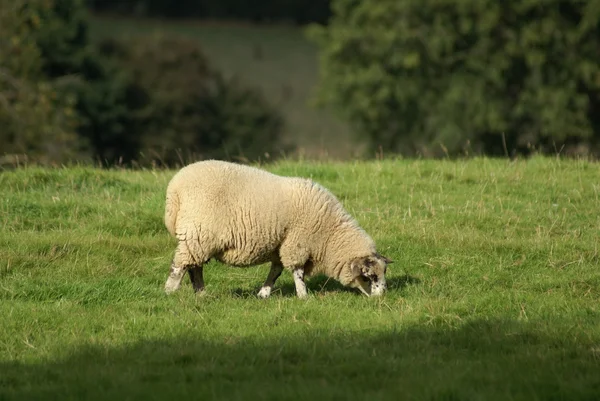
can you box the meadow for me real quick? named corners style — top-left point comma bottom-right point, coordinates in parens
top-left (1, 157), bottom-right (599, 400)
top-left (88, 16), bottom-right (358, 159)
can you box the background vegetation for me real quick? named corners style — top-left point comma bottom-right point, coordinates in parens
top-left (0, 0), bottom-right (80, 164)
top-left (1, 158), bottom-right (599, 400)
top-left (3, 0), bottom-right (600, 166)
top-left (87, 0), bottom-right (331, 24)
top-left (1, 0), bottom-right (286, 167)
top-left (97, 34), bottom-right (285, 165)
top-left (309, 0), bottom-right (600, 157)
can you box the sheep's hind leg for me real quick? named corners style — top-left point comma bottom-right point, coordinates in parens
top-left (165, 238), bottom-right (209, 295)
top-left (188, 265), bottom-right (205, 293)
top-left (258, 262), bottom-right (283, 299)
top-left (165, 261), bottom-right (186, 294)
top-left (293, 267), bottom-right (308, 299)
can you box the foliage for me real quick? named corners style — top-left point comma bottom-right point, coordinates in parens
top-left (0, 0), bottom-right (79, 165)
top-left (1, 158), bottom-right (600, 399)
top-left (98, 34), bottom-right (285, 165)
top-left (309, 0), bottom-right (600, 157)
top-left (28, 0), bottom-right (146, 165)
top-left (0, 0), bottom-right (147, 166)
top-left (87, 0), bottom-right (331, 24)
top-left (2, 0), bottom-right (283, 167)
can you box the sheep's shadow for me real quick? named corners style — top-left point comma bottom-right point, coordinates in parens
top-left (231, 273), bottom-right (420, 299)
top-left (387, 274), bottom-right (421, 290)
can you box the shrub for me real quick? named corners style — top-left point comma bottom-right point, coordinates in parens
top-left (2, 0), bottom-right (285, 166)
top-left (29, 0), bottom-right (146, 166)
top-left (98, 34), bottom-right (285, 166)
top-left (309, 0), bottom-right (600, 157)
top-left (0, 0), bottom-right (80, 165)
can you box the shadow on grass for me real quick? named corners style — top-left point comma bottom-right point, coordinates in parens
top-left (1, 319), bottom-right (598, 401)
top-left (231, 274), bottom-right (421, 299)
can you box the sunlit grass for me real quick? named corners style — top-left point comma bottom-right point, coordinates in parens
top-left (1, 157), bottom-right (599, 400)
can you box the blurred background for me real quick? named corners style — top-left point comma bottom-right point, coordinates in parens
top-left (1, 0), bottom-right (599, 167)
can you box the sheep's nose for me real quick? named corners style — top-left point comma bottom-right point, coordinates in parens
top-left (371, 281), bottom-right (386, 296)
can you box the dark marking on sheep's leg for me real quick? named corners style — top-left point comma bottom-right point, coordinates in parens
top-left (164, 262), bottom-right (186, 294)
top-left (188, 265), bottom-right (205, 293)
top-left (258, 262), bottom-right (283, 299)
top-left (293, 268), bottom-right (308, 299)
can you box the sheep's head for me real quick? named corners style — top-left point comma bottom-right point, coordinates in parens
top-left (349, 253), bottom-right (392, 296)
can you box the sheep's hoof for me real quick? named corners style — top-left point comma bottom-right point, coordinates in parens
top-left (257, 287), bottom-right (271, 299)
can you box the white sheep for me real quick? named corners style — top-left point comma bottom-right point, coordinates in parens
top-left (163, 160), bottom-right (391, 298)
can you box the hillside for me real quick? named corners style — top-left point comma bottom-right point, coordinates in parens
top-left (89, 16), bottom-right (361, 159)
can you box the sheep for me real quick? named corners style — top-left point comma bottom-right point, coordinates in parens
top-left (163, 160), bottom-right (392, 299)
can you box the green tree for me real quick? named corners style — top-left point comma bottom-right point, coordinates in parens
top-left (30, 0), bottom-right (145, 165)
top-left (309, 0), bottom-right (600, 157)
top-left (0, 0), bottom-right (79, 165)
top-left (99, 35), bottom-right (285, 166)
top-left (3, 0), bottom-right (284, 166)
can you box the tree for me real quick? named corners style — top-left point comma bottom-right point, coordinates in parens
top-left (30, 0), bottom-right (145, 165)
top-left (309, 0), bottom-right (600, 157)
top-left (98, 34), bottom-right (285, 166)
top-left (0, 0), bottom-right (79, 165)
top-left (2, 0), bottom-right (286, 166)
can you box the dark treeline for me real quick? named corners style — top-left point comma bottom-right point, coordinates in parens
top-left (86, 0), bottom-right (332, 24)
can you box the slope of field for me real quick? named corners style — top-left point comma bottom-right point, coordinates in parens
top-left (1, 157), bottom-right (599, 400)
top-left (88, 16), bottom-right (359, 159)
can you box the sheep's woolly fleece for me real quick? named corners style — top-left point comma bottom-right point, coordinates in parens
top-left (164, 160), bottom-right (389, 297)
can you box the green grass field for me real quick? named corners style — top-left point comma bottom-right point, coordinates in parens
top-left (1, 157), bottom-right (599, 400)
top-left (88, 16), bottom-right (358, 159)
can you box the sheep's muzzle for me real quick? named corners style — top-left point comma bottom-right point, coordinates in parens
top-left (370, 278), bottom-right (387, 296)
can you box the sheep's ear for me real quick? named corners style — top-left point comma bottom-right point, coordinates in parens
top-left (350, 258), bottom-right (362, 277)
top-left (351, 256), bottom-right (375, 276)
top-left (376, 253), bottom-right (393, 264)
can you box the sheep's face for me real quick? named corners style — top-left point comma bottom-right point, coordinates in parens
top-left (350, 253), bottom-right (392, 296)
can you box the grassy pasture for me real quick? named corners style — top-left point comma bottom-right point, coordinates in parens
top-left (88, 16), bottom-right (358, 159)
top-left (1, 157), bottom-right (599, 400)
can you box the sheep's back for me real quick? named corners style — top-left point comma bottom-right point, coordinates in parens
top-left (167, 161), bottom-right (295, 262)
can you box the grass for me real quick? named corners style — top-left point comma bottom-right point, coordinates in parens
top-left (1, 157), bottom-right (600, 400)
top-left (88, 15), bottom-right (358, 159)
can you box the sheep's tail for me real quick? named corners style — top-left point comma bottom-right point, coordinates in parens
top-left (164, 188), bottom-right (180, 237)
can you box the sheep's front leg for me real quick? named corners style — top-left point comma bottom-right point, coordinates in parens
top-left (293, 267), bottom-right (308, 299)
top-left (258, 262), bottom-right (283, 299)
top-left (188, 265), bottom-right (205, 293)
top-left (279, 238), bottom-right (309, 299)
top-left (165, 261), bottom-right (186, 294)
